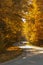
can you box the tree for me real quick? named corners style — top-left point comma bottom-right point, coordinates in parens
top-left (0, 14), bottom-right (23, 50)
top-left (24, 0), bottom-right (43, 46)
top-left (0, 0), bottom-right (24, 50)
top-left (0, 0), bottom-right (32, 51)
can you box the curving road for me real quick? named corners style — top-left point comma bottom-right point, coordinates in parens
top-left (0, 45), bottom-right (43, 65)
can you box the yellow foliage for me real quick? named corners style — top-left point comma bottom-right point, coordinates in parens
top-left (23, 0), bottom-right (43, 46)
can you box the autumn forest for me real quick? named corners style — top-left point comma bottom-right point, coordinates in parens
top-left (0, 0), bottom-right (43, 52)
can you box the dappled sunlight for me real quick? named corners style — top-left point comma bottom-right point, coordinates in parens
top-left (19, 42), bottom-right (43, 54)
top-left (22, 18), bottom-right (26, 23)
top-left (6, 46), bottom-right (18, 51)
top-left (6, 46), bottom-right (22, 51)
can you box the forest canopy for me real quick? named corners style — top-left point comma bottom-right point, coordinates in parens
top-left (0, 0), bottom-right (43, 51)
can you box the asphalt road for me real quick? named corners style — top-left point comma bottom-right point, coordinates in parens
top-left (0, 47), bottom-right (43, 65)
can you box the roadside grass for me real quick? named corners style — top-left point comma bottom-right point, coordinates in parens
top-left (0, 46), bottom-right (23, 63)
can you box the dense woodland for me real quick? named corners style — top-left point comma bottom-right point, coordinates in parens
top-left (0, 0), bottom-right (43, 51)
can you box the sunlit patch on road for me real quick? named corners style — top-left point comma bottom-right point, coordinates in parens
top-left (19, 41), bottom-right (43, 54)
